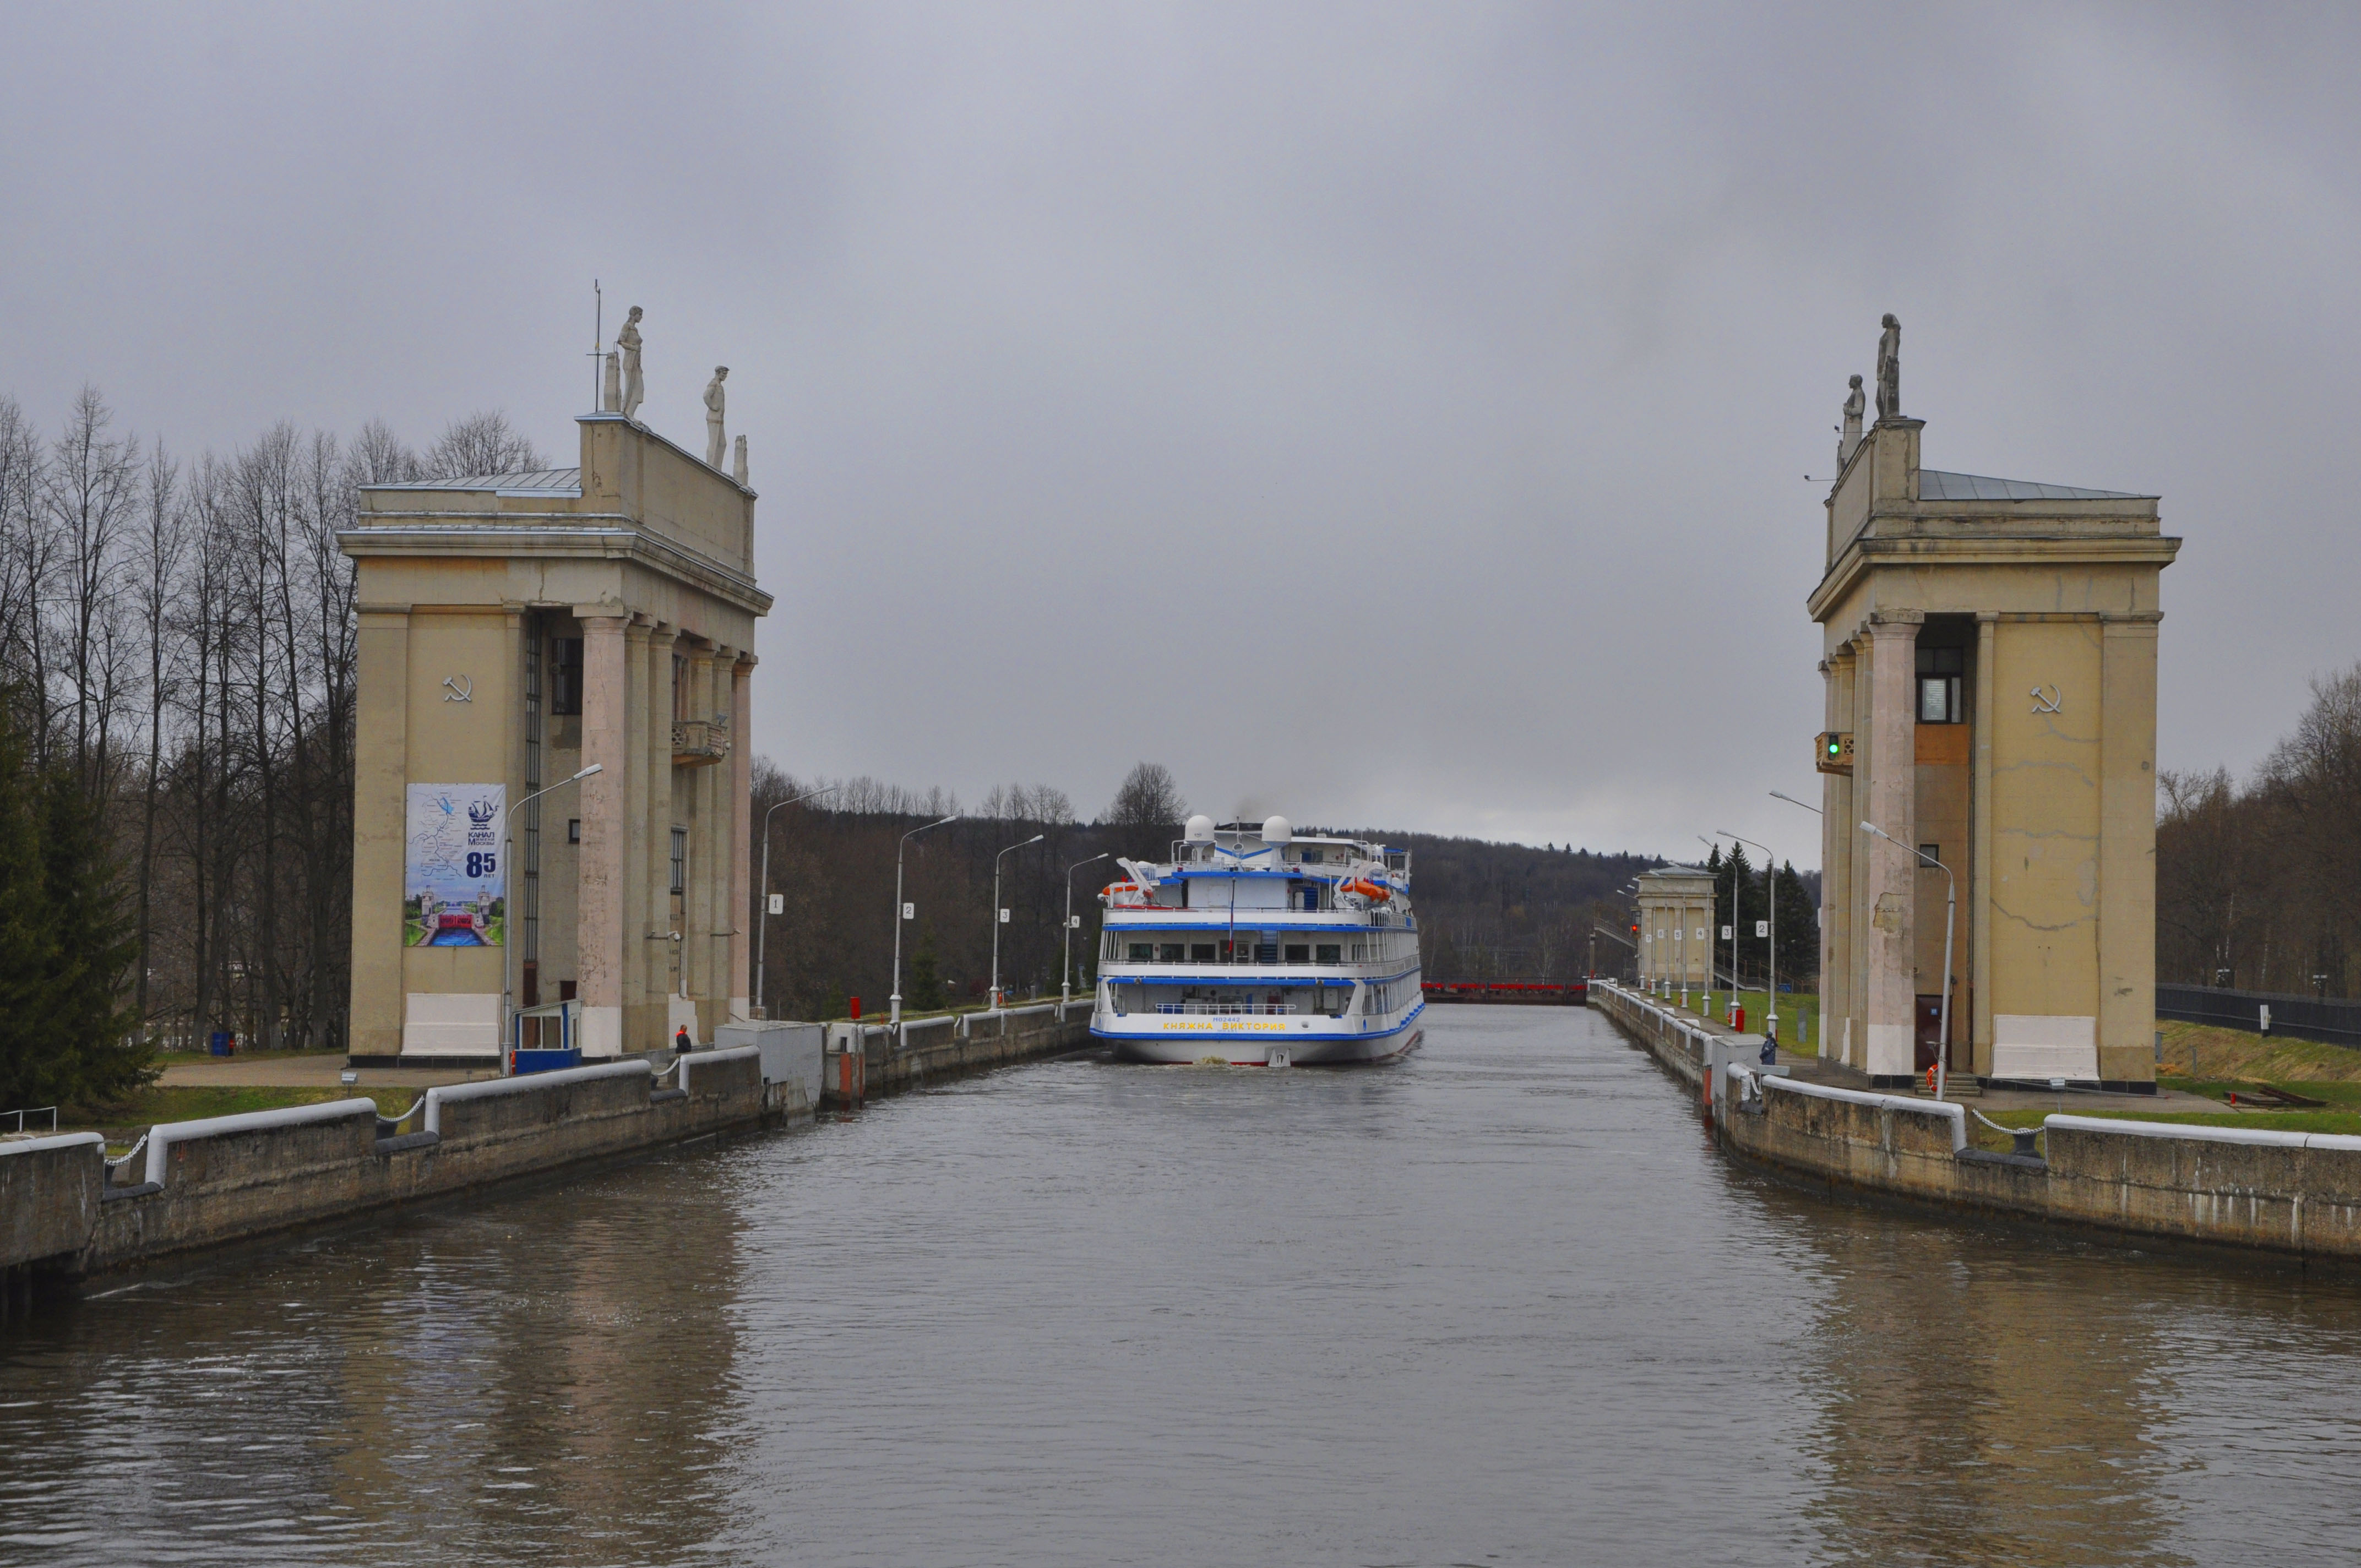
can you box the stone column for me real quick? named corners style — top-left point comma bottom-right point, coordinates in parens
top-left (2098, 614), bottom-right (2162, 1083)
top-left (1862, 610), bottom-right (1922, 1080)
top-left (1848, 634), bottom-right (1875, 1069)
top-left (349, 607), bottom-right (410, 1059)
top-left (687, 642), bottom-right (719, 1031)
top-left (647, 625), bottom-right (679, 1021)
top-left (574, 612), bottom-right (631, 1057)
top-left (622, 618), bottom-right (651, 1041)
top-left (1819, 649), bottom-right (1854, 1065)
top-left (728, 653), bottom-right (755, 1021)
top-left (1971, 614), bottom-right (1998, 1076)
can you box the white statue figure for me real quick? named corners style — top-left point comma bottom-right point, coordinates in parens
top-left (602, 350), bottom-right (622, 413)
top-left (617, 306), bottom-right (645, 421)
top-left (1875, 313), bottom-right (1901, 422)
top-left (704, 366), bottom-right (729, 469)
top-left (1839, 374), bottom-right (1864, 466)
top-left (732, 433), bottom-right (748, 487)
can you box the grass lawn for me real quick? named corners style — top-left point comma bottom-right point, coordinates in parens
top-left (1682, 989), bottom-right (1821, 1054)
top-left (2156, 1019), bottom-right (2361, 1083)
top-left (1967, 1098), bottom-right (2361, 1153)
top-left (66, 1084), bottom-right (427, 1150)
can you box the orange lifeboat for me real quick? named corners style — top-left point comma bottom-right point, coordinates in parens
top-left (1342, 878), bottom-right (1391, 902)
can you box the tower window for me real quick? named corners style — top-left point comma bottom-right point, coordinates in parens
top-left (550, 638), bottom-right (585, 716)
top-left (1916, 645), bottom-right (1964, 724)
top-left (670, 827), bottom-right (687, 895)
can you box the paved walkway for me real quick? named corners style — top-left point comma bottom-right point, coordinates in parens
top-left (157, 1054), bottom-right (501, 1089)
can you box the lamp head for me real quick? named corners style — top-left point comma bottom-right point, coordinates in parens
top-left (573, 763), bottom-right (603, 780)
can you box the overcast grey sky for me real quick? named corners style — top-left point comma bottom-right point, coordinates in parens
top-left (6, 3), bottom-right (2356, 864)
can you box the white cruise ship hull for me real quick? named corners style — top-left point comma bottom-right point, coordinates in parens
top-left (1095, 1005), bottom-right (1425, 1066)
top-left (1085, 816), bottom-right (1423, 1069)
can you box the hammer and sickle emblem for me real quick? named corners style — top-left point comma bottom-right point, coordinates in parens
top-left (442, 674), bottom-right (474, 703)
top-left (2028, 684), bottom-right (2061, 714)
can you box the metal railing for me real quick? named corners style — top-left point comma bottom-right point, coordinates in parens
top-left (3, 1107), bottom-right (58, 1135)
top-left (1153, 1001), bottom-right (1298, 1016)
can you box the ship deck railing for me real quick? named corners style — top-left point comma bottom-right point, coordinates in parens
top-left (1152, 1001), bottom-right (1299, 1016)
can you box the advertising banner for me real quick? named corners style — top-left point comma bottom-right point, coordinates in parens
top-left (404, 783), bottom-right (505, 947)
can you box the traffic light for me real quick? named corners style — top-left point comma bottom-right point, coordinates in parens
top-left (1814, 731), bottom-right (1854, 776)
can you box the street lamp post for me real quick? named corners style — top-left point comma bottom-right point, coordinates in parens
top-left (754, 785), bottom-right (840, 1018)
top-left (1064, 851), bottom-right (1112, 1007)
top-left (1699, 835), bottom-right (1733, 1016)
top-left (890, 815), bottom-right (959, 1026)
top-left (1720, 829), bottom-right (1777, 1047)
top-left (502, 763), bottom-right (602, 1059)
top-left (1863, 820), bottom-right (1955, 1100)
top-left (990, 834), bottom-right (1046, 1009)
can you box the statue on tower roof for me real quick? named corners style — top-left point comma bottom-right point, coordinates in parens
top-left (704, 366), bottom-right (729, 470)
top-left (618, 306), bottom-right (645, 421)
top-left (1840, 373), bottom-right (1865, 466)
top-left (1875, 313), bottom-right (1901, 422)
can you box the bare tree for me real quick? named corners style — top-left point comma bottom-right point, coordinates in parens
top-left (424, 410), bottom-right (546, 478)
top-left (133, 442), bottom-right (186, 1036)
top-left (1106, 762), bottom-right (1185, 829)
top-left (43, 385), bottom-right (139, 788)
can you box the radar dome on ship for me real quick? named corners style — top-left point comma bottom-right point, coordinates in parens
top-left (1261, 815), bottom-right (1292, 844)
top-left (1184, 814), bottom-right (1215, 842)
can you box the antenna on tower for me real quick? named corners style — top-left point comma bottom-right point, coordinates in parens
top-left (586, 279), bottom-right (603, 409)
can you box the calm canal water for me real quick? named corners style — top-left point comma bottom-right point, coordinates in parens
top-left (8, 1005), bottom-right (2361, 1566)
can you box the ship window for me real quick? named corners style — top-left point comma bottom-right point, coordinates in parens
top-left (1316, 943), bottom-right (1341, 964)
top-left (1285, 944), bottom-right (1309, 963)
top-left (1255, 942), bottom-right (1278, 963)
top-left (1128, 943), bottom-right (1152, 961)
top-left (1158, 943), bottom-right (1184, 962)
top-left (1192, 943), bottom-right (1217, 962)
top-left (1301, 848), bottom-right (1324, 864)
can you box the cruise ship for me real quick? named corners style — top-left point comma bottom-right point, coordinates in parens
top-left (1090, 815), bottom-right (1423, 1065)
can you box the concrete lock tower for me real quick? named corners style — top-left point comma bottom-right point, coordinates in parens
top-left (1811, 320), bottom-right (2178, 1090)
top-left (1636, 864), bottom-right (1715, 993)
top-left (341, 389), bottom-right (772, 1065)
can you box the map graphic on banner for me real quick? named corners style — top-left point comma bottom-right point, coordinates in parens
top-left (404, 783), bottom-right (505, 947)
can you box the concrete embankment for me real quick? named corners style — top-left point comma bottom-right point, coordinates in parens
top-left (1592, 979), bottom-right (2361, 1266)
top-left (1, 1037), bottom-right (816, 1299)
top-left (824, 1002), bottom-right (1095, 1106)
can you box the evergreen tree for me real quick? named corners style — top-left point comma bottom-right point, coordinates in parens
top-left (0, 706), bottom-right (56, 1109)
top-left (909, 930), bottom-right (946, 1011)
top-left (39, 765), bottom-right (151, 1106)
top-left (1772, 861), bottom-right (1820, 987)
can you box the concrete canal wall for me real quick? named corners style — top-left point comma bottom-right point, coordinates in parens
top-left (825, 1002), bottom-right (1095, 1105)
top-left (2, 1046), bottom-right (797, 1293)
top-left (1592, 979), bottom-right (2361, 1265)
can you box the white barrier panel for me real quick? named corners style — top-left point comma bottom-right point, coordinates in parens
top-left (2, 1131), bottom-right (104, 1158)
top-left (423, 1060), bottom-right (653, 1135)
top-left (679, 1045), bottom-right (760, 1096)
top-left (145, 1099), bottom-right (380, 1187)
top-left (1760, 1073), bottom-right (1968, 1153)
top-left (2044, 1113), bottom-right (2361, 1154)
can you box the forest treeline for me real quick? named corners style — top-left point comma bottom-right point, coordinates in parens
top-left (0, 386), bottom-right (545, 1107)
top-left (749, 759), bottom-right (1701, 1017)
top-left (2158, 663), bottom-right (2361, 997)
